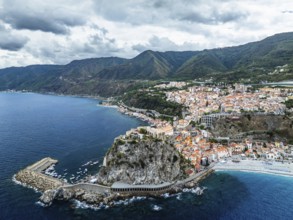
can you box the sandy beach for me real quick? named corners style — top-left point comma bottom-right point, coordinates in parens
top-left (214, 160), bottom-right (293, 177)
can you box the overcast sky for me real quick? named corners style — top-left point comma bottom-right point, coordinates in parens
top-left (0, 0), bottom-right (292, 68)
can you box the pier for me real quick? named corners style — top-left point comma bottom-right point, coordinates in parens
top-left (15, 157), bottom-right (64, 191)
top-left (26, 157), bottom-right (58, 172)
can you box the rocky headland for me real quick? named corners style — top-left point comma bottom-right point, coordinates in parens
top-left (97, 135), bottom-right (193, 186)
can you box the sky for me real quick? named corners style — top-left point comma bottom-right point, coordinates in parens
top-left (0, 0), bottom-right (292, 68)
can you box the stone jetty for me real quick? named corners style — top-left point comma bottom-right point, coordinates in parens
top-left (15, 157), bottom-right (64, 192)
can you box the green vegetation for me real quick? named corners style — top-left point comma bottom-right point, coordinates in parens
top-left (129, 140), bottom-right (138, 144)
top-left (285, 100), bottom-right (293, 109)
top-left (117, 152), bottom-right (125, 159)
top-left (189, 120), bottom-right (197, 127)
top-left (115, 139), bottom-right (125, 146)
top-left (138, 128), bottom-right (147, 134)
top-left (159, 115), bottom-right (174, 124)
top-left (122, 91), bottom-right (183, 117)
top-left (199, 125), bottom-right (205, 130)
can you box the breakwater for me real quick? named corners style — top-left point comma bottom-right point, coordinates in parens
top-left (15, 157), bottom-right (64, 191)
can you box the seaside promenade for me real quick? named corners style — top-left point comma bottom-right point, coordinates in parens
top-left (214, 160), bottom-right (293, 177)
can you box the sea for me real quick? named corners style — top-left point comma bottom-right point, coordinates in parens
top-left (0, 92), bottom-right (293, 220)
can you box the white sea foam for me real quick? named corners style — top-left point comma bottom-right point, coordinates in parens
top-left (82, 161), bottom-right (92, 167)
top-left (73, 199), bottom-right (101, 210)
top-left (12, 175), bottom-right (40, 193)
top-left (73, 195), bottom-right (148, 211)
top-left (176, 193), bottom-right (182, 200)
top-left (162, 193), bottom-right (170, 198)
top-left (161, 192), bottom-right (178, 199)
top-left (182, 186), bottom-right (206, 195)
top-left (35, 201), bottom-right (46, 207)
top-left (113, 196), bottom-right (147, 206)
top-left (151, 204), bottom-right (162, 211)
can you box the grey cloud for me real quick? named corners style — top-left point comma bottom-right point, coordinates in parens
top-left (152, 0), bottom-right (170, 8)
top-left (25, 25), bottom-right (122, 65)
top-left (132, 44), bottom-right (147, 53)
top-left (132, 36), bottom-right (201, 52)
top-left (93, 0), bottom-right (248, 27)
top-left (85, 27), bottom-right (121, 54)
top-left (0, 40), bottom-right (28, 51)
top-left (4, 15), bottom-right (69, 34)
top-left (0, 0), bottom-right (87, 34)
top-left (0, 25), bottom-right (29, 51)
top-left (179, 8), bottom-right (248, 25)
top-left (282, 10), bottom-right (293, 14)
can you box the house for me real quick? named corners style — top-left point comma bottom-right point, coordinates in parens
top-left (146, 124), bottom-right (174, 139)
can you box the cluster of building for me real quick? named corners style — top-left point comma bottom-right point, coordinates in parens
top-left (166, 84), bottom-right (290, 122)
top-left (117, 83), bottom-right (293, 176)
top-left (154, 82), bottom-right (187, 89)
top-left (118, 118), bottom-right (293, 176)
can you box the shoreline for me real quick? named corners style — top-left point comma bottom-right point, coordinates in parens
top-left (214, 160), bottom-right (293, 178)
top-left (215, 168), bottom-right (293, 178)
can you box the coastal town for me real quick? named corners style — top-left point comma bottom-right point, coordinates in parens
top-left (118, 82), bottom-right (293, 176)
top-left (13, 81), bottom-right (293, 208)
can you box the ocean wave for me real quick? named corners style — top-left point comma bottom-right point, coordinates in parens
top-left (73, 195), bottom-right (148, 211)
top-left (35, 201), bottom-right (46, 207)
top-left (161, 192), bottom-right (182, 199)
top-left (151, 204), bottom-right (162, 211)
top-left (114, 196), bottom-right (147, 206)
top-left (73, 199), bottom-right (102, 210)
top-left (182, 186), bottom-right (207, 195)
top-left (176, 193), bottom-right (182, 200)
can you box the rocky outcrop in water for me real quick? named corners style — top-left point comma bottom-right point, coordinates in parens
top-left (40, 190), bottom-right (58, 206)
top-left (37, 187), bottom-right (104, 206)
top-left (97, 137), bottom-right (193, 186)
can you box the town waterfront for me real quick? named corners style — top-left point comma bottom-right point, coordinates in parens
top-left (1, 92), bottom-right (293, 220)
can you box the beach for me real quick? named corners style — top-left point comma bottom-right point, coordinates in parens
top-left (214, 159), bottom-right (293, 177)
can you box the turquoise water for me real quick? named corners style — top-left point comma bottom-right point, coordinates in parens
top-left (0, 92), bottom-right (293, 220)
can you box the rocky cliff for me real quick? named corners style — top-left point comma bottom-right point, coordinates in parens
top-left (97, 137), bottom-right (192, 186)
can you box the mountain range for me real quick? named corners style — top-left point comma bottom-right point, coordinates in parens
top-left (0, 32), bottom-right (293, 97)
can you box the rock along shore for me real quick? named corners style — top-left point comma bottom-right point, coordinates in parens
top-left (14, 157), bottom-right (214, 207)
